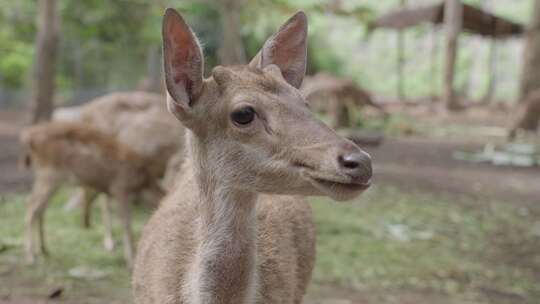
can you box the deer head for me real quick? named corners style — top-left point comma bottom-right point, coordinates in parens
top-left (162, 9), bottom-right (371, 201)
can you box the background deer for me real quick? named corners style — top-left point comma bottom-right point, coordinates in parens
top-left (55, 91), bottom-right (185, 184)
top-left (52, 92), bottom-right (185, 231)
top-left (21, 121), bottom-right (165, 268)
top-left (133, 9), bottom-right (372, 304)
top-left (302, 72), bottom-right (388, 129)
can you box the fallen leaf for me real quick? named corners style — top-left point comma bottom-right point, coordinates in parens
top-left (48, 287), bottom-right (63, 299)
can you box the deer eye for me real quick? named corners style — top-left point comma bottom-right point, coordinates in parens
top-left (231, 106), bottom-right (256, 126)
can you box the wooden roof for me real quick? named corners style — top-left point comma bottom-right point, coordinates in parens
top-left (371, 2), bottom-right (524, 38)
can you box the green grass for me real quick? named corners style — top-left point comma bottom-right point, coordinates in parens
top-left (0, 189), bottom-right (150, 303)
top-left (1, 186), bottom-right (539, 303)
top-left (312, 187), bottom-right (540, 303)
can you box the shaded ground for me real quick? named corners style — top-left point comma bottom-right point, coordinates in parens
top-left (366, 137), bottom-right (540, 208)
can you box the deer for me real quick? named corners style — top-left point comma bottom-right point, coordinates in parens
top-left (53, 92), bottom-right (185, 233)
top-left (52, 91), bottom-right (164, 127)
top-left (21, 121), bottom-right (166, 268)
top-left (77, 92), bottom-right (166, 131)
top-left (77, 109), bottom-right (185, 238)
top-left (301, 72), bottom-right (388, 129)
top-left (132, 9), bottom-right (372, 304)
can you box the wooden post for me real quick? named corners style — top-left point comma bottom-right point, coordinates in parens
top-left (430, 27), bottom-right (439, 101)
top-left (443, 0), bottom-right (463, 110)
top-left (519, 0), bottom-right (540, 102)
top-left (482, 38), bottom-right (498, 103)
top-left (482, 0), bottom-right (497, 103)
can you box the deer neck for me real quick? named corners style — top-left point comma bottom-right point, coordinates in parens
top-left (184, 131), bottom-right (258, 304)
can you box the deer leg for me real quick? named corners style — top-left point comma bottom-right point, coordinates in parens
top-left (63, 187), bottom-right (85, 211)
top-left (115, 193), bottom-right (134, 269)
top-left (25, 185), bottom-right (40, 263)
top-left (36, 184), bottom-right (58, 257)
top-left (38, 212), bottom-right (48, 256)
top-left (100, 196), bottom-right (115, 251)
top-left (81, 188), bottom-right (98, 228)
top-left (25, 177), bottom-right (57, 262)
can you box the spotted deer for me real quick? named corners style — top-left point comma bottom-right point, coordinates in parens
top-left (21, 121), bottom-right (165, 268)
top-left (53, 92), bottom-right (184, 236)
top-left (133, 9), bottom-right (372, 303)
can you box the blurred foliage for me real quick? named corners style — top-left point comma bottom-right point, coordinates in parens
top-left (0, 29), bottom-right (33, 88)
top-left (0, 1), bottom-right (35, 88)
top-left (0, 0), bottom-right (533, 103)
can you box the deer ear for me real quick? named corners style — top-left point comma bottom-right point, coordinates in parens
top-left (162, 8), bottom-right (203, 115)
top-left (249, 11), bottom-right (307, 89)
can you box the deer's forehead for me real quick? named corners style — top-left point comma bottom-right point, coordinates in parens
top-left (224, 75), bottom-right (303, 103)
top-left (226, 73), bottom-right (282, 93)
top-left (225, 85), bottom-right (305, 111)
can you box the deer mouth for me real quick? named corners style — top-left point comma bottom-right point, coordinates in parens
top-left (301, 170), bottom-right (371, 199)
top-left (311, 177), bottom-right (371, 193)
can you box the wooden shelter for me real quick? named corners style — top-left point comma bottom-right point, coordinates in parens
top-left (371, 2), bottom-right (524, 38)
top-left (370, 1), bottom-right (524, 106)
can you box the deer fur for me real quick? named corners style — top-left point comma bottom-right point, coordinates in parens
top-left (162, 148), bottom-right (186, 190)
top-left (59, 92), bottom-right (183, 175)
top-left (133, 10), bottom-right (372, 304)
top-left (78, 109), bottom-right (184, 238)
top-left (54, 92), bottom-right (182, 176)
top-left (79, 92), bottom-right (163, 127)
top-left (21, 121), bottom-right (165, 268)
top-left (53, 92), bottom-right (185, 238)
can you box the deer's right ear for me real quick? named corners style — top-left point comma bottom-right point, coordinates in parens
top-left (162, 8), bottom-right (203, 118)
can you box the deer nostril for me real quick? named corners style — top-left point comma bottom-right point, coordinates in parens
top-left (337, 151), bottom-right (372, 181)
top-left (338, 155), bottom-right (360, 169)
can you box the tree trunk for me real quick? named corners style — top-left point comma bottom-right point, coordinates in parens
top-left (137, 44), bottom-right (163, 93)
top-left (443, 0), bottom-right (463, 110)
top-left (73, 40), bottom-right (85, 102)
top-left (31, 0), bottom-right (59, 123)
top-left (396, 0), bottom-right (407, 101)
top-left (519, 0), bottom-right (540, 102)
top-left (218, 0), bottom-right (246, 65)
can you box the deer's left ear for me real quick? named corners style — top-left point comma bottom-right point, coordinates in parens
top-left (249, 11), bottom-right (308, 89)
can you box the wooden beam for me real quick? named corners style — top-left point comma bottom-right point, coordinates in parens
top-left (443, 0), bottom-right (463, 110)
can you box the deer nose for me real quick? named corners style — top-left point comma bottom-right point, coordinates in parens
top-left (337, 149), bottom-right (372, 183)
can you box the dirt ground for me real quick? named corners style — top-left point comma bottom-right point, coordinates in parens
top-left (1, 108), bottom-right (539, 304)
top-left (366, 137), bottom-right (540, 208)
